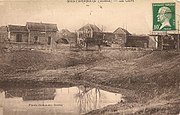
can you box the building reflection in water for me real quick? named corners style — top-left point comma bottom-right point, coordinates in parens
top-left (5, 88), bottom-right (56, 100)
top-left (74, 86), bottom-right (101, 114)
top-left (0, 86), bottom-right (122, 115)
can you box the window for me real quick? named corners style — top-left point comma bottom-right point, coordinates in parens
top-left (34, 36), bottom-right (38, 44)
top-left (16, 34), bottom-right (22, 42)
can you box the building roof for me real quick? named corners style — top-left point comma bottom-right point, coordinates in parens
top-left (57, 32), bottom-right (64, 38)
top-left (78, 24), bottom-right (102, 32)
top-left (26, 22), bottom-right (58, 32)
top-left (60, 29), bottom-right (71, 35)
top-left (68, 33), bottom-right (77, 38)
top-left (0, 26), bottom-right (8, 32)
top-left (58, 29), bottom-right (76, 38)
top-left (56, 30), bottom-right (76, 44)
top-left (128, 35), bottom-right (149, 40)
top-left (113, 27), bottom-right (131, 35)
top-left (60, 29), bottom-right (76, 38)
top-left (8, 25), bottom-right (28, 32)
top-left (103, 32), bottom-right (114, 35)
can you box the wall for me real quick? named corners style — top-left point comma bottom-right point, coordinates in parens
top-left (148, 36), bottom-right (157, 49)
top-left (114, 34), bottom-right (126, 47)
top-left (9, 32), bottom-right (28, 43)
top-left (126, 36), bottom-right (149, 48)
top-left (29, 31), bottom-right (57, 50)
top-left (76, 29), bottom-right (93, 45)
top-left (103, 33), bottom-right (115, 46)
top-left (29, 31), bottom-right (56, 45)
top-left (0, 32), bottom-right (8, 43)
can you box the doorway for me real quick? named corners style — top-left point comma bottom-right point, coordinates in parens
top-left (48, 37), bottom-right (51, 45)
top-left (34, 36), bottom-right (38, 44)
top-left (16, 34), bottom-right (22, 42)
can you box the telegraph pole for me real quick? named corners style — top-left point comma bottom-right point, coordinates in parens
top-left (176, 1), bottom-right (180, 51)
top-left (178, 21), bottom-right (180, 51)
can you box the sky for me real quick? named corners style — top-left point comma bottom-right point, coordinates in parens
top-left (0, 0), bottom-right (180, 34)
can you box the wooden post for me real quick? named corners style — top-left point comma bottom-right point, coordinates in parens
top-left (177, 21), bottom-right (180, 51)
top-left (161, 36), bottom-right (163, 51)
top-left (27, 26), bottom-right (30, 50)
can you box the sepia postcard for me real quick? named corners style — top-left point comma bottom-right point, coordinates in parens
top-left (0, 0), bottom-right (180, 115)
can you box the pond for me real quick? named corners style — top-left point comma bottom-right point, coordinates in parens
top-left (0, 85), bottom-right (123, 115)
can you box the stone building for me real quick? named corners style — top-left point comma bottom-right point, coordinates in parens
top-left (0, 22), bottom-right (58, 50)
top-left (113, 27), bottom-right (131, 47)
top-left (7, 25), bottom-right (28, 43)
top-left (26, 22), bottom-right (58, 46)
top-left (76, 24), bottom-right (103, 47)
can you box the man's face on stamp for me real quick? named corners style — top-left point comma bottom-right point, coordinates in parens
top-left (157, 6), bottom-right (172, 30)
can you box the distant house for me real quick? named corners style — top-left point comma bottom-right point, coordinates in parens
top-left (26, 22), bottom-right (58, 46)
top-left (0, 22), bottom-right (59, 50)
top-left (113, 27), bottom-right (131, 47)
top-left (77, 24), bottom-right (103, 47)
top-left (7, 25), bottom-right (28, 43)
top-left (126, 35), bottom-right (149, 48)
top-left (56, 29), bottom-right (77, 45)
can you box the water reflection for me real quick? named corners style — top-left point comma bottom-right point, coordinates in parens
top-left (75, 86), bottom-right (99, 113)
top-left (0, 85), bottom-right (122, 115)
top-left (5, 88), bottom-right (56, 100)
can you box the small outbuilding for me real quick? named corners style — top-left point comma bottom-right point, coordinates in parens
top-left (126, 35), bottom-right (149, 48)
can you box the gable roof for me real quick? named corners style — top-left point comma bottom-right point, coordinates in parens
top-left (26, 22), bottom-right (58, 32)
top-left (56, 31), bottom-right (76, 44)
top-left (67, 33), bottom-right (77, 38)
top-left (60, 29), bottom-right (71, 34)
top-left (60, 29), bottom-right (73, 37)
top-left (113, 27), bottom-right (131, 35)
top-left (128, 35), bottom-right (149, 40)
top-left (78, 24), bottom-right (102, 32)
top-left (8, 25), bottom-right (28, 33)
